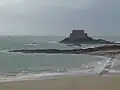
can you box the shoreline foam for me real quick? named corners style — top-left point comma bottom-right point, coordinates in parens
top-left (0, 67), bottom-right (120, 83)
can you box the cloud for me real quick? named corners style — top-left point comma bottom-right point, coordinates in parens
top-left (14, 0), bottom-right (96, 9)
top-left (0, 0), bottom-right (96, 35)
top-left (0, 0), bottom-right (22, 8)
top-left (0, 0), bottom-right (120, 36)
top-left (88, 0), bottom-right (120, 35)
top-left (0, 6), bottom-right (88, 35)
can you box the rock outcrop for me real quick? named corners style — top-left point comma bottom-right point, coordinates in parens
top-left (9, 45), bottom-right (120, 54)
top-left (59, 29), bottom-right (114, 44)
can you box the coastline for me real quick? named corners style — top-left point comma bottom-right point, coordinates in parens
top-left (0, 50), bottom-right (120, 90)
top-left (0, 51), bottom-right (120, 82)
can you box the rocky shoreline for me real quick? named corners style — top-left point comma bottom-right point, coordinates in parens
top-left (9, 45), bottom-right (120, 54)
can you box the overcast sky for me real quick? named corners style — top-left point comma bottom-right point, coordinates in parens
top-left (0, 0), bottom-right (120, 36)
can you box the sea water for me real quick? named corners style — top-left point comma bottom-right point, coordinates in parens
top-left (0, 36), bottom-right (120, 82)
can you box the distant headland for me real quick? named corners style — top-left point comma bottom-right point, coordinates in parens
top-left (59, 29), bottom-right (114, 44)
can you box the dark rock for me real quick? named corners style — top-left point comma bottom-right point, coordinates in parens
top-left (9, 45), bottom-right (120, 54)
top-left (59, 30), bottom-right (114, 44)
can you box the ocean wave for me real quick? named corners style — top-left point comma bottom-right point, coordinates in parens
top-left (48, 41), bottom-right (81, 48)
top-left (0, 69), bottom-right (96, 82)
top-left (47, 41), bottom-right (68, 47)
top-left (0, 72), bottom-right (65, 82)
top-left (0, 52), bottom-right (120, 82)
top-left (48, 41), bottom-right (59, 44)
top-left (1, 66), bottom-right (120, 82)
top-left (24, 44), bottom-right (38, 46)
top-left (82, 44), bottom-right (105, 49)
top-left (115, 41), bottom-right (120, 43)
top-left (0, 49), bottom-right (27, 55)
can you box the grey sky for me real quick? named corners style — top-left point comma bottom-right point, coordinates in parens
top-left (0, 0), bottom-right (120, 36)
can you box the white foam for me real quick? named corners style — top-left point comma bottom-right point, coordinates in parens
top-left (0, 49), bottom-right (27, 55)
top-left (48, 41), bottom-right (59, 44)
top-left (0, 68), bottom-right (98, 82)
top-left (24, 44), bottom-right (38, 46)
top-left (1, 67), bottom-right (120, 82)
top-left (83, 44), bottom-right (106, 49)
top-left (0, 49), bottom-right (9, 53)
top-left (0, 72), bottom-right (65, 82)
top-left (115, 41), bottom-right (120, 43)
top-left (109, 70), bottom-right (120, 73)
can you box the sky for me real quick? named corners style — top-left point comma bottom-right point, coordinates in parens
top-left (0, 0), bottom-right (120, 36)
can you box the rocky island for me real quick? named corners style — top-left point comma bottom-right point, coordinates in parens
top-left (8, 29), bottom-right (120, 55)
top-left (59, 29), bottom-right (114, 44)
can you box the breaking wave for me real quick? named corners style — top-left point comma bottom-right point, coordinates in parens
top-left (1, 59), bottom-right (120, 83)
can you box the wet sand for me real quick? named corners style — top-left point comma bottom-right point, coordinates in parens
top-left (0, 76), bottom-right (120, 90)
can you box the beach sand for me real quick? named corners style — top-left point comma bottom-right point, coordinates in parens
top-left (0, 76), bottom-right (120, 90)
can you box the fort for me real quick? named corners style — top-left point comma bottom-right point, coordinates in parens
top-left (59, 29), bottom-right (113, 44)
top-left (69, 29), bottom-right (88, 40)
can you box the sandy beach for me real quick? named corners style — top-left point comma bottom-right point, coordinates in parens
top-left (0, 76), bottom-right (120, 90)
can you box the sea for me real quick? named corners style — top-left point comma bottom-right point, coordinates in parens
top-left (0, 36), bottom-right (120, 82)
